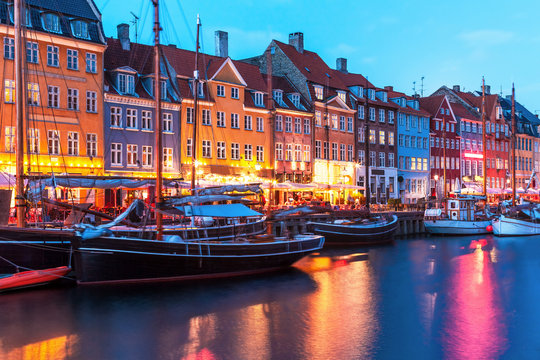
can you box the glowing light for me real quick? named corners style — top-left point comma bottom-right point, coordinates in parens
top-left (464, 153), bottom-right (483, 159)
top-left (434, 175), bottom-right (439, 181)
top-left (255, 164), bottom-right (261, 171)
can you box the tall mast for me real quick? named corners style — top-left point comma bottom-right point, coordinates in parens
top-left (442, 102), bottom-right (446, 198)
top-left (364, 78), bottom-right (370, 211)
top-left (190, 15), bottom-right (201, 195)
top-left (14, 0), bottom-right (25, 227)
top-left (482, 77), bottom-right (487, 197)
top-left (152, 0), bottom-right (163, 240)
top-left (511, 83), bottom-right (516, 206)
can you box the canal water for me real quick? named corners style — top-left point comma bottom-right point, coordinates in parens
top-left (0, 234), bottom-right (539, 359)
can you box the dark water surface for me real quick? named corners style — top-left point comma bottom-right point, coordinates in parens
top-left (1, 235), bottom-right (540, 360)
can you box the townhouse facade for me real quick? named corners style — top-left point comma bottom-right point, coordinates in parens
top-left (419, 95), bottom-right (461, 197)
top-left (388, 89), bottom-right (430, 204)
top-left (0, 0), bottom-right (106, 203)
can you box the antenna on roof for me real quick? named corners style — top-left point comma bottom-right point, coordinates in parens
top-left (130, 11), bottom-right (140, 44)
top-left (420, 76), bottom-right (425, 97)
top-left (413, 81), bottom-right (416, 95)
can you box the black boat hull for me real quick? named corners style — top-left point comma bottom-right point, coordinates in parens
top-left (308, 215), bottom-right (398, 246)
top-left (71, 235), bottom-right (325, 284)
top-left (0, 227), bottom-right (74, 273)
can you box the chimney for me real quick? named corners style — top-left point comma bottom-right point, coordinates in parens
top-left (215, 30), bottom-right (228, 58)
top-left (289, 32), bottom-right (304, 53)
top-left (453, 85), bottom-right (460, 92)
top-left (117, 23), bottom-right (130, 51)
top-left (384, 86), bottom-right (393, 92)
top-left (485, 85), bottom-right (491, 95)
top-left (336, 58), bottom-right (347, 73)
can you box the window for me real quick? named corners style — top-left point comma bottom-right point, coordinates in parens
top-left (347, 145), bottom-right (353, 162)
top-left (231, 113), bottom-right (239, 128)
top-left (163, 113), bottom-right (173, 132)
top-left (47, 45), bottom-right (59, 67)
top-left (332, 114), bottom-right (338, 129)
top-left (67, 132), bottom-right (79, 156)
top-left (197, 82), bottom-right (204, 98)
top-left (389, 131), bottom-right (394, 146)
top-left (273, 90), bottom-right (283, 105)
top-left (5, 126), bottom-right (15, 152)
top-left (337, 91), bottom-right (346, 102)
top-left (370, 130), bottom-right (376, 144)
top-left (202, 140), bottom-right (212, 158)
top-left (118, 73), bottom-right (135, 95)
top-left (141, 110), bottom-right (152, 130)
top-left (315, 111), bottom-right (322, 126)
top-left (231, 143), bottom-right (240, 160)
top-left (217, 84), bottom-right (225, 97)
top-left (26, 83), bottom-right (39, 106)
top-left (142, 146), bottom-right (152, 167)
top-left (275, 143), bottom-right (283, 161)
top-left (4, 37), bottom-right (14, 59)
top-left (291, 94), bottom-right (300, 108)
top-left (26, 42), bottom-right (38, 63)
top-left (48, 86), bottom-right (59, 108)
top-left (254, 92), bottom-right (264, 106)
top-left (293, 144), bottom-right (301, 162)
top-left (332, 143), bottom-right (338, 160)
top-left (185, 139), bottom-right (192, 158)
top-left (286, 144), bottom-right (293, 161)
top-left (217, 141), bottom-right (226, 159)
top-left (126, 144), bottom-right (138, 166)
top-left (110, 107), bottom-right (122, 127)
top-left (67, 88), bottom-right (79, 110)
top-left (48, 130), bottom-right (60, 155)
top-left (86, 91), bottom-right (97, 113)
top-left (256, 117), bottom-right (264, 132)
top-left (369, 108), bottom-right (375, 121)
top-left (340, 144), bottom-right (346, 161)
top-left (4, 80), bottom-right (14, 103)
top-left (186, 107), bottom-right (194, 124)
top-left (379, 131), bottom-right (385, 145)
top-left (406, 136), bottom-right (411, 147)
top-left (87, 133), bottom-right (97, 157)
top-left (347, 117), bottom-right (353, 132)
top-left (285, 116), bottom-right (292, 132)
top-left (244, 115), bottom-right (252, 130)
top-left (358, 127), bottom-right (365, 143)
top-left (86, 53), bottom-right (97, 73)
top-left (42, 13), bottom-right (60, 32)
top-left (67, 49), bottom-right (78, 70)
top-left (358, 105), bottom-right (365, 120)
top-left (295, 118), bottom-right (302, 133)
top-left (163, 148), bottom-right (173, 168)
top-left (323, 142), bottom-right (329, 159)
top-left (379, 109), bottom-right (385, 123)
top-left (314, 85), bottom-right (323, 100)
top-left (202, 109), bottom-right (212, 126)
top-left (369, 151), bottom-right (376, 167)
top-left (29, 128), bottom-right (39, 154)
top-left (275, 115), bottom-right (283, 131)
top-left (315, 140), bottom-right (321, 159)
top-left (358, 150), bottom-right (365, 165)
top-left (244, 144), bottom-right (253, 161)
top-left (125, 108), bottom-right (137, 128)
top-left (388, 153), bottom-right (395, 167)
top-left (304, 145), bottom-right (310, 162)
top-left (388, 111), bottom-right (395, 124)
top-left (379, 152), bottom-right (385, 167)
top-left (257, 145), bottom-right (264, 162)
top-left (339, 116), bottom-right (346, 131)
top-left (217, 111), bottom-right (226, 127)
top-left (231, 87), bottom-right (239, 99)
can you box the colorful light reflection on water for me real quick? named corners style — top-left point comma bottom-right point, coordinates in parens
top-left (2, 235), bottom-right (539, 359)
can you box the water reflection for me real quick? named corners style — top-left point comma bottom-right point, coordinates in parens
top-left (440, 238), bottom-right (507, 359)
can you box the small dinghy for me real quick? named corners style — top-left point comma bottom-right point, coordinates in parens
top-left (0, 266), bottom-right (71, 292)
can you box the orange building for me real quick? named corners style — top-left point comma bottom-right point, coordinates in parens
top-left (0, 1), bottom-right (106, 202)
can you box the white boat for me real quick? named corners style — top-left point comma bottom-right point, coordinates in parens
top-left (424, 197), bottom-right (492, 235)
top-left (492, 205), bottom-right (540, 236)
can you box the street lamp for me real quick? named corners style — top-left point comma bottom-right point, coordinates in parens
top-left (434, 175), bottom-right (439, 200)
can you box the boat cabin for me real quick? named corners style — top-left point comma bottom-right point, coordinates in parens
top-left (424, 197), bottom-right (486, 221)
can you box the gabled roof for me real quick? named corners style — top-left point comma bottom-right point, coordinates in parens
top-left (270, 75), bottom-right (311, 113)
top-left (105, 38), bottom-right (154, 74)
top-left (331, 69), bottom-right (375, 89)
top-left (419, 95), bottom-right (446, 117)
top-left (273, 40), bottom-right (348, 90)
top-left (452, 102), bottom-right (479, 120)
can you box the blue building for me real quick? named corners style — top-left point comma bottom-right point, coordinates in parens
top-left (103, 25), bottom-right (182, 205)
top-left (388, 89), bottom-right (431, 204)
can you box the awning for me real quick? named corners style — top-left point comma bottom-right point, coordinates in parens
top-left (178, 203), bottom-right (262, 218)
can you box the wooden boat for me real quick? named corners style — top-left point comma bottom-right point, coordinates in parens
top-left (0, 266), bottom-right (71, 292)
top-left (307, 214), bottom-right (398, 246)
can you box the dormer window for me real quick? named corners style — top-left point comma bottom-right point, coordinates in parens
top-left (496, 106), bottom-right (503, 119)
top-left (71, 20), bottom-right (89, 39)
top-left (254, 92), bottom-right (264, 107)
top-left (314, 85), bottom-right (324, 100)
top-left (42, 13), bottom-right (60, 33)
top-left (151, 79), bottom-right (167, 99)
top-left (273, 90), bottom-right (283, 105)
top-left (368, 89), bottom-right (375, 100)
top-left (198, 82), bottom-right (204, 98)
top-left (9, 6), bottom-right (31, 27)
top-left (337, 91), bottom-right (346, 103)
top-left (118, 73), bottom-right (135, 95)
top-left (358, 86), bottom-right (364, 98)
top-left (415, 100), bottom-right (419, 110)
top-left (291, 93), bottom-right (300, 108)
